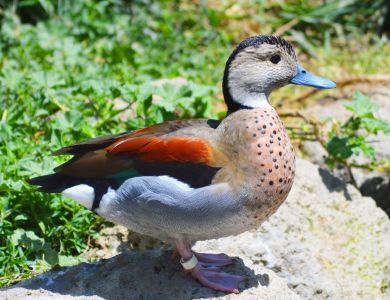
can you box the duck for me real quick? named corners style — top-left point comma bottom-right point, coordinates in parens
top-left (29, 35), bottom-right (335, 293)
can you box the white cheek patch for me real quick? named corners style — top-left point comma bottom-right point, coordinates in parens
top-left (62, 184), bottom-right (95, 210)
top-left (228, 82), bottom-right (271, 108)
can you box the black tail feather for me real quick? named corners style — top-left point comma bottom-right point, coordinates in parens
top-left (28, 173), bottom-right (120, 195)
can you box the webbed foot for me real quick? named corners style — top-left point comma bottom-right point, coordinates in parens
top-left (191, 263), bottom-right (245, 293)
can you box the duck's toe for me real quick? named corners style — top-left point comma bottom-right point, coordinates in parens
top-left (176, 241), bottom-right (244, 293)
top-left (194, 252), bottom-right (237, 268)
top-left (191, 264), bottom-right (245, 294)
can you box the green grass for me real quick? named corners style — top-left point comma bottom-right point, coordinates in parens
top-left (0, 1), bottom-right (228, 286)
top-left (0, 0), bottom-right (389, 287)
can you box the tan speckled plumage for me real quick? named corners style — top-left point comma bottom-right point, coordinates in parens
top-left (211, 106), bottom-right (295, 228)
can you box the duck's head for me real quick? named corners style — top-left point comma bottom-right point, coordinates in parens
top-left (223, 35), bottom-right (336, 113)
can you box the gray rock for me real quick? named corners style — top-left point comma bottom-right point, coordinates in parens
top-left (301, 88), bottom-right (390, 215)
top-left (1, 159), bottom-right (389, 300)
top-left (266, 160), bottom-right (389, 298)
top-left (301, 141), bottom-right (327, 167)
top-left (0, 251), bottom-right (299, 300)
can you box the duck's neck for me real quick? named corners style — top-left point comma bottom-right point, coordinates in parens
top-left (225, 93), bottom-right (271, 115)
top-left (237, 93), bottom-right (270, 108)
top-left (223, 75), bottom-right (271, 115)
top-left (223, 63), bottom-right (272, 114)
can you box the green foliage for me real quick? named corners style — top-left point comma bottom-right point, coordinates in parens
top-left (325, 92), bottom-right (390, 170)
top-left (0, 0), bottom-right (389, 288)
top-left (0, 0), bottom-right (223, 287)
top-left (270, 0), bottom-right (387, 41)
top-left (10, 229), bottom-right (83, 266)
top-left (1, 0), bottom-right (388, 54)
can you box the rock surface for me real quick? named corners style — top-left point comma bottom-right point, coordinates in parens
top-left (301, 85), bottom-right (390, 215)
top-left (1, 159), bottom-right (389, 300)
top-left (0, 251), bottom-right (299, 300)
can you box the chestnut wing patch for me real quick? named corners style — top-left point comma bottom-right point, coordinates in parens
top-left (38, 119), bottom-right (222, 191)
top-left (106, 136), bottom-right (213, 164)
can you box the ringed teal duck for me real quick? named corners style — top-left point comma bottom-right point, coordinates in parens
top-left (29, 35), bottom-right (335, 293)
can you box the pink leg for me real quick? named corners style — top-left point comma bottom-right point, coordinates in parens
top-left (176, 241), bottom-right (245, 293)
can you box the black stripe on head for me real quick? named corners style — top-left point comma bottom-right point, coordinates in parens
top-left (223, 35), bottom-right (295, 114)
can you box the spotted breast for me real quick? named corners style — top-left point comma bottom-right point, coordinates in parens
top-left (214, 105), bottom-right (295, 226)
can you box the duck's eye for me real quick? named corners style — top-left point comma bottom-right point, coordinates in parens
top-left (270, 55), bottom-right (281, 64)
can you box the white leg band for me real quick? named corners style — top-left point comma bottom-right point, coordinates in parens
top-left (180, 254), bottom-right (198, 270)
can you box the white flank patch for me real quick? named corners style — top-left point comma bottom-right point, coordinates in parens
top-left (62, 184), bottom-right (94, 210)
top-left (158, 175), bottom-right (192, 191)
top-left (95, 187), bottom-right (117, 215)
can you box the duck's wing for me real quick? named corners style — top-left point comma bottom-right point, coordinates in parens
top-left (52, 119), bottom-right (220, 156)
top-left (29, 119), bottom-right (223, 192)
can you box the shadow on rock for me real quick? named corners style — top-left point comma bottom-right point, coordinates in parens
top-left (318, 167), bottom-right (352, 201)
top-left (360, 176), bottom-right (390, 216)
top-left (9, 250), bottom-right (261, 300)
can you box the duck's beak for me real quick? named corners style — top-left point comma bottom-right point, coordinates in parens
top-left (289, 64), bottom-right (336, 89)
